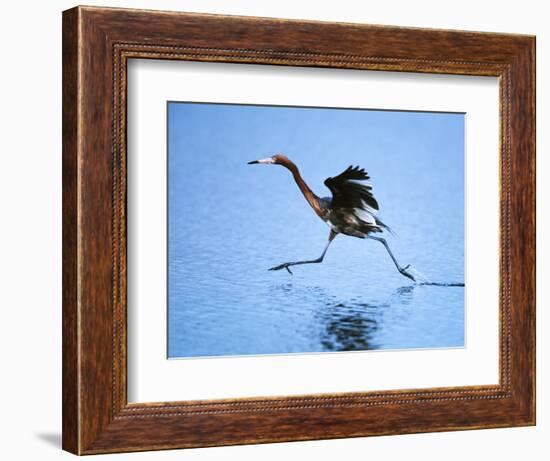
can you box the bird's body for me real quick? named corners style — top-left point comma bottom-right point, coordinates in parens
top-left (267, 156), bottom-right (386, 238)
top-left (324, 204), bottom-right (384, 238)
top-left (248, 154), bottom-right (415, 281)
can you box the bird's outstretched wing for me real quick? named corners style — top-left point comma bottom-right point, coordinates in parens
top-left (324, 165), bottom-right (379, 212)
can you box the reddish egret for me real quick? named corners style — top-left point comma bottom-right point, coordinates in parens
top-left (248, 154), bottom-right (416, 281)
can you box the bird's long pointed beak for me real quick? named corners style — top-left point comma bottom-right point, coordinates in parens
top-left (247, 157), bottom-right (275, 165)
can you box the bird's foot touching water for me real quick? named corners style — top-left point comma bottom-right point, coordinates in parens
top-left (397, 266), bottom-right (465, 287)
top-left (398, 264), bottom-right (416, 282)
top-left (269, 262), bottom-right (294, 275)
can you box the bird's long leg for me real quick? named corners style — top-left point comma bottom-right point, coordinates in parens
top-left (368, 235), bottom-right (416, 282)
top-left (269, 231), bottom-right (337, 275)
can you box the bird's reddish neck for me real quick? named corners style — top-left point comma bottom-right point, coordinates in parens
top-left (280, 159), bottom-right (322, 217)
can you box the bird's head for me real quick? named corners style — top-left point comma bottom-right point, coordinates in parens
top-left (247, 154), bottom-right (289, 166)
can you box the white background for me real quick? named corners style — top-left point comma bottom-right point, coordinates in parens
top-left (128, 61), bottom-right (499, 402)
top-left (0, 1), bottom-right (546, 460)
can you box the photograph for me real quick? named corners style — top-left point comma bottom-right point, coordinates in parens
top-left (167, 101), bottom-right (466, 358)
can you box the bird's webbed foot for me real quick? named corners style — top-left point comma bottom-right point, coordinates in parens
top-left (268, 262), bottom-right (294, 275)
top-left (398, 264), bottom-right (416, 282)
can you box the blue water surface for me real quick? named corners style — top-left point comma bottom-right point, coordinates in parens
top-left (167, 102), bottom-right (465, 358)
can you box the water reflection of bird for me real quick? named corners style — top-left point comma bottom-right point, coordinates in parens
top-left (248, 154), bottom-right (415, 281)
top-left (321, 310), bottom-right (379, 351)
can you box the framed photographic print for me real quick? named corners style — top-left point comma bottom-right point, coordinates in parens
top-left (62, 6), bottom-right (535, 455)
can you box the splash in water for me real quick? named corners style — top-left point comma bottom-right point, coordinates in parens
top-left (406, 265), bottom-right (465, 287)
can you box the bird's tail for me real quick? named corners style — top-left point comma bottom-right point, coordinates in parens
top-left (375, 217), bottom-right (396, 236)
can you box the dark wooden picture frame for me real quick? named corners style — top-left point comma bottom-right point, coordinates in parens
top-left (62, 5), bottom-right (535, 455)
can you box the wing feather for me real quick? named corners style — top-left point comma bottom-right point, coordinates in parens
top-left (324, 165), bottom-right (379, 211)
